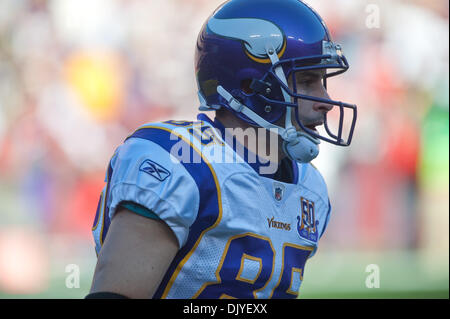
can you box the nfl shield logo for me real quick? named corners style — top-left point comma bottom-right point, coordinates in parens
top-left (273, 183), bottom-right (285, 201)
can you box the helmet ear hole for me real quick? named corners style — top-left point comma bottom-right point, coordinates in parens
top-left (240, 79), bottom-right (254, 94)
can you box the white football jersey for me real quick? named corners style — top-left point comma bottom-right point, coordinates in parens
top-left (92, 113), bottom-right (331, 299)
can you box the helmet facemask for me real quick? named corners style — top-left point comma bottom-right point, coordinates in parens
top-left (255, 40), bottom-right (357, 147)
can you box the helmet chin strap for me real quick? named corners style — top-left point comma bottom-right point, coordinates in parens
top-left (217, 83), bottom-right (320, 164)
top-left (265, 44), bottom-right (320, 163)
top-left (216, 44), bottom-right (320, 164)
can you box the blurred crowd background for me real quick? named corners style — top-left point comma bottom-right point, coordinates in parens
top-left (0, 0), bottom-right (448, 298)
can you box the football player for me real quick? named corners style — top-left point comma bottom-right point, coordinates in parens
top-left (87, 0), bottom-right (357, 299)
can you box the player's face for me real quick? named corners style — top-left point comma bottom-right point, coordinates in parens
top-left (289, 69), bottom-right (333, 133)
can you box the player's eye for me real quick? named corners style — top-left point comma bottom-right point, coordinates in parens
top-left (295, 72), bottom-right (322, 86)
top-left (296, 76), bottom-right (320, 88)
top-left (299, 78), bottom-right (315, 85)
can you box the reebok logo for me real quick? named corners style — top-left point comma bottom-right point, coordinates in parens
top-left (139, 159), bottom-right (171, 182)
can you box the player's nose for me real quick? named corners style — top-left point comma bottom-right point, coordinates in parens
top-left (312, 86), bottom-right (333, 114)
top-left (313, 102), bottom-right (333, 114)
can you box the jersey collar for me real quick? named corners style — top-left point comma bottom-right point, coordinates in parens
top-left (197, 113), bottom-right (298, 184)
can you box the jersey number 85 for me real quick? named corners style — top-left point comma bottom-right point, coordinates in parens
top-left (194, 233), bottom-right (313, 299)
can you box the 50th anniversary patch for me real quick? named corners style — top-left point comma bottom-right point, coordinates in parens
top-left (183, 302), bottom-right (268, 317)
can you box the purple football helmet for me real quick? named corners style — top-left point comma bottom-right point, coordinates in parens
top-left (195, 0), bottom-right (357, 162)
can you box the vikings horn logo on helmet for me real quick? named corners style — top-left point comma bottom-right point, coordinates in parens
top-left (207, 17), bottom-right (286, 63)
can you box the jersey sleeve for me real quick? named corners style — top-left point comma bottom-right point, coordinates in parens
top-left (301, 163), bottom-right (332, 259)
top-left (103, 137), bottom-right (200, 249)
top-left (319, 199), bottom-right (332, 240)
top-left (307, 200), bottom-right (331, 259)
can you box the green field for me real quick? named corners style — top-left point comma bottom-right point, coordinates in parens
top-left (1, 250), bottom-right (448, 299)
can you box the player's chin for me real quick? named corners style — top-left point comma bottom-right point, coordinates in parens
top-left (303, 122), bottom-right (323, 133)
